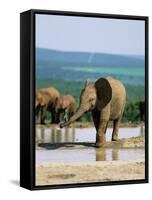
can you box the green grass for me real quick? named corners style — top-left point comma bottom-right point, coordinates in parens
top-left (62, 66), bottom-right (145, 77)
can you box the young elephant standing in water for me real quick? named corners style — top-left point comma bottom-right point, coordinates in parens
top-left (60, 77), bottom-right (126, 147)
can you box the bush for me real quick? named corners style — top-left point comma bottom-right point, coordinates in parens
top-left (122, 101), bottom-right (140, 122)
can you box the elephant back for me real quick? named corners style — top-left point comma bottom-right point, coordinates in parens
top-left (36, 87), bottom-right (60, 107)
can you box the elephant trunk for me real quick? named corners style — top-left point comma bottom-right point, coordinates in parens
top-left (60, 105), bottom-right (87, 128)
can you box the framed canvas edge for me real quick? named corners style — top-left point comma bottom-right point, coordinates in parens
top-left (20, 9), bottom-right (149, 191)
top-left (20, 10), bottom-right (35, 190)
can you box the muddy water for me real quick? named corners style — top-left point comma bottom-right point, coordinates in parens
top-left (36, 126), bottom-right (145, 163)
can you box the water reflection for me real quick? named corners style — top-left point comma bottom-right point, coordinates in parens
top-left (94, 148), bottom-right (144, 162)
top-left (36, 125), bottom-right (145, 144)
top-left (36, 126), bottom-right (76, 144)
top-left (140, 124), bottom-right (145, 137)
top-left (36, 146), bottom-right (144, 163)
top-left (36, 126), bottom-right (145, 163)
top-left (96, 148), bottom-right (119, 161)
top-left (64, 127), bottom-right (69, 143)
top-left (112, 149), bottom-right (119, 161)
top-left (96, 148), bottom-right (106, 161)
top-left (51, 127), bottom-right (55, 143)
top-left (41, 128), bottom-right (45, 143)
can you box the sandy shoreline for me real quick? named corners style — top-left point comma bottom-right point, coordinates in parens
top-left (36, 136), bottom-right (145, 150)
top-left (36, 134), bottom-right (145, 186)
top-left (36, 159), bottom-right (145, 186)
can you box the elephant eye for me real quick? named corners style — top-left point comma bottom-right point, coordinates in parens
top-left (89, 98), bottom-right (94, 102)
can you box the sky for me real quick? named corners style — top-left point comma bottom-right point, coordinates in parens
top-left (36, 14), bottom-right (145, 55)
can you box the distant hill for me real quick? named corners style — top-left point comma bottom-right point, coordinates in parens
top-left (36, 48), bottom-right (145, 85)
top-left (36, 48), bottom-right (144, 68)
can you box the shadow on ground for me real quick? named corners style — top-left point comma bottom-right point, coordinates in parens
top-left (38, 142), bottom-right (95, 150)
top-left (10, 180), bottom-right (20, 186)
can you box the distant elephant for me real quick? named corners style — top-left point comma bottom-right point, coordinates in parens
top-left (55, 95), bottom-right (76, 122)
top-left (60, 77), bottom-right (126, 147)
top-left (35, 87), bottom-right (60, 124)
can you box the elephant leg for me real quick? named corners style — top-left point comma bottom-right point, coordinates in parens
top-left (35, 105), bottom-right (42, 124)
top-left (54, 111), bottom-right (61, 124)
top-left (51, 111), bottom-right (56, 124)
top-left (35, 107), bottom-right (40, 124)
top-left (92, 109), bottom-right (102, 146)
top-left (96, 120), bottom-right (108, 147)
top-left (92, 109), bottom-right (100, 130)
top-left (51, 110), bottom-right (60, 124)
top-left (40, 107), bottom-right (46, 124)
top-left (112, 118), bottom-right (120, 141)
top-left (55, 112), bottom-right (60, 123)
top-left (104, 122), bottom-right (108, 134)
top-left (92, 108), bottom-right (109, 147)
top-left (37, 110), bottom-right (41, 124)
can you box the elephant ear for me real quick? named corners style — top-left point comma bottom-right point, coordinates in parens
top-left (95, 78), bottom-right (112, 110)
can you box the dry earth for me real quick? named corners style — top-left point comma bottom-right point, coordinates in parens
top-left (36, 159), bottom-right (145, 186)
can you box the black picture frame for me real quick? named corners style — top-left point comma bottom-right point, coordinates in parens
top-left (20, 9), bottom-right (149, 190)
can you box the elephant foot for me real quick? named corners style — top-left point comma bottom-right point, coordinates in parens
top-left (95, 141), bottom-right (106, 148)
top-left (112, 136), bottom-right (118, 141)
top-left (95, 142), bottom-right (105, 148)
top-left (96, 134), bottom-right (105, 148)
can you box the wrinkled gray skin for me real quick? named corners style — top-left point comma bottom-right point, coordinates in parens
top-left (60, 77), bottom-right (126, 147)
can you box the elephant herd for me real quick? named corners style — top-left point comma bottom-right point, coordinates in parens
top-left (36, 77), bottom-right (127, 147)
top-left (35, 76), bottom-right (145, 147)
top-left (35, 87), bottom-right (76, 125)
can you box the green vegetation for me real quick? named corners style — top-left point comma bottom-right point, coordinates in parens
top-left (36, 48), bottom-right (145, 123)
top-left (36, 48), bottom-right (145, 86)
top-left (36, 79), bottom-right (145, 123)
top-left (123, 100), bottom-right (141, 122)
top-left (63, 66), bottom-right (144, 77)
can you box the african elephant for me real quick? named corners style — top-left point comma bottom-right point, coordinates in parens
top-left (60, 77), bottom-right (126, 147)
top-left (35, 87), bottom-right (60, 124)
top-left (55, 95), bottom-right (76, 122)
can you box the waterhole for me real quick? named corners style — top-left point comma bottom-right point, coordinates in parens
top-left (36, 126), bottom-right (145, 163)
